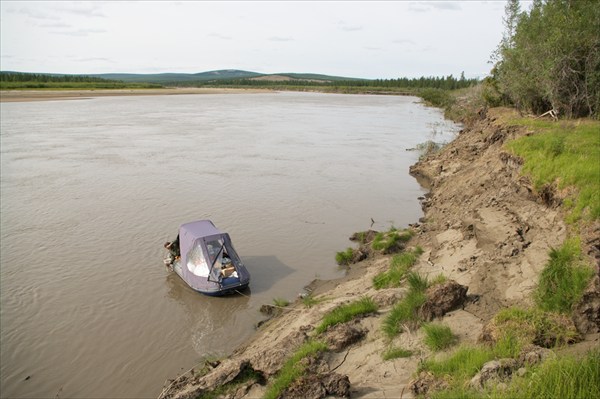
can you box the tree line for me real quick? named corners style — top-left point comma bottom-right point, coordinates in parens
top-left (170, 74), bottom-right (478, 90)
top-left (0, 72), bottom-right (119, 83)
top-left (486, 0), bottom-right (599, 118)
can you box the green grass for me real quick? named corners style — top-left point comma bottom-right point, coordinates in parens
top-left (426, 349), bottom-right (600, 399)
top-left (382, 346), bottom-right (413, 360)
top-left (491, 306), bottom-right (580, 349)
top-left (372, 228), bottom-right (414, 253)
top-left (335, 247), bottom-right (354, 265)
top-left (534, 238), bottom-right (594, 314)
top-left (272, 298), bottom-right (290, 307)
top-left (406, 271), bottom-right (430, 292)
top-left (382, 289), bottom-right (427, 338)
top-left (382, 272), bottom-right (430, 339)
top-left (315, 297), bottom-right (378, 334)
top-left (301, 294), bottom-right (328, 308)
top-left (505, 118), bottom-right (600, 222)
top-left (422, 323), bottom-right (458, 351)
top-left (262, 340), bottom-right (328, 399)
top-left (372, 247), bottom-right (423, 289)
top-left (487, 349), bottom-right (600, 399)
top-left (420, 345), bottom-right (495, 381)
top-left (198, 364), bottom-right (263, 399)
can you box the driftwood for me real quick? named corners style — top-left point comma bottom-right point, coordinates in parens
top-left (536, 109), bottom-right (558, 120)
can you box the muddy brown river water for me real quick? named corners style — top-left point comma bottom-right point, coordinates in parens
top-left (0, 92), bottom-right (459, 398)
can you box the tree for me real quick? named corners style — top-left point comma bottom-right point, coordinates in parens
top-left (491, 0), bottom-right (600, 118)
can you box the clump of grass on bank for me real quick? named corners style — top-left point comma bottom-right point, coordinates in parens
top-left (272, 298), bottom-right (290, 307)
top-left (505, 118), bottom-right (600, 222)
top-left (488, 306), bottom-right (580, 350)
top-left (263, 340), bottom-right (328, 399)
top-left (382, 272), bottom-right (429, 338)
top-left (420, 345), bottom-right (495, 382)
top-left (200, 364), bottom-right (263, 399)
top-left (372, 228), bottom-right (414, 253)
top-left (382, 346), bottom-right (413, 360)
top-left (534, 237), bottom-right (594, 314)
top-left (301, 294), bottom-right (328, 308)
top-left (315, 297), bottom-right (378, 334)
top-left (335, 247), bottom-right (354, 265)
top-left (422, 323), bottom-right (457, 351)
top-left (487, 349), bottom-right (600, 399)
top-left (424, 349), bottom-right (600, 399)
top-left (373, 246), bottom-right (423, 289)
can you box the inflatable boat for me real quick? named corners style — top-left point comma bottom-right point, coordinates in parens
top-left (164, 220), bottom-right (250, 296)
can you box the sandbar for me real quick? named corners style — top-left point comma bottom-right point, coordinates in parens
top-left (0, 87), bottom-right (271, 103)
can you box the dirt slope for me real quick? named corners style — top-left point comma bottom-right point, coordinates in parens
top-left (159, 107), bottom-right (594, 399)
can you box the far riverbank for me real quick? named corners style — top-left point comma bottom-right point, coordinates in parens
top-left (0, 87), bottom-right (272, 102)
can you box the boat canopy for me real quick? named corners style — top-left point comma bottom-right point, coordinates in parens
top-left (178, 220), bottom-right (247, 293)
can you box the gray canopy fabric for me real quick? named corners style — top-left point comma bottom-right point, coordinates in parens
top-left (177, 220), bottom-right (249, 294)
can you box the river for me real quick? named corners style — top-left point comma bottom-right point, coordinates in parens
top-left (0, 91), bottom-right (459, 398)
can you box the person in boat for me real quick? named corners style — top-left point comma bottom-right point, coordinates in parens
top-left (164, 234), bottom-right (180, 265)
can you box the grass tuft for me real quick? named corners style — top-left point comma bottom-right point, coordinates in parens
top-left (382, 289), bottom-right (427, 338)
top-left (372, 247), bottom-right (424, 289)
top-left (382, 346), bottom-right (413, 360)
top-left (315, 297), bottom-right (378, 334)
top-left (272, 298), bottom-right (290, 307)
top-left (372, 228), bottom-right (414, 253)
top-left (335, 247), bottom-right (354, 265)
top-left (422, 323), bottom-right (458, 351)
top-left (263, 340), bottom-right (328, 399)
top-left (534, 238), bottom-right (594, 314)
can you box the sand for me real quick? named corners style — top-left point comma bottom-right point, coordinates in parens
top-left (0, 87), bottom-right (271, 102)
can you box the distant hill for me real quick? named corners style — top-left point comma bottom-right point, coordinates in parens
top-left (89, 69), bottom-right (365, 84)
top-left (1, 69), bottom-right (369, 85)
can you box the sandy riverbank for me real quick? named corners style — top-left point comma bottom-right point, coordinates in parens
top-left (0, 87), bottom-right (271, 102)
top-left (157, 107), bottom-right (598, 399)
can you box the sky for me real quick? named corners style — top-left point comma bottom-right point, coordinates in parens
top-left (0, 1), bottom-right (515, 80)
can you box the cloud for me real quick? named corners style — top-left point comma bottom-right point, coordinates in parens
top-left (39, 22), bottom-right (72, 28)
top-left (75, 57), bottom-right (115, 63)
top-left (7, 6), bottom-right (60, 20)
top-left (208, 32), bottom-right (232, 40)
top-left (268, 36), bottom-right (294, 42)
top-left (364, 46), bottom-right (381, 51)
top-left (393, 39), bottom-right (415, 46)
top-left (409, 1), bottom-right (461, 12)
top-left (338, 21), bottom-right (363, 32)
top-left (50, 28), bottom-right (107, 37)
top-left (49, 3), bottom-right (106, 18)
